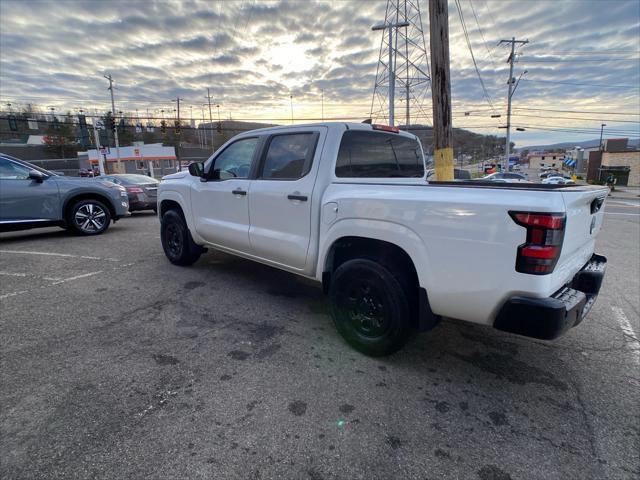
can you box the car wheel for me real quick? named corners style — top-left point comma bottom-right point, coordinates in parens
top-left (329, 259), bottom-right (413, 356)
top-left (68, 199), bottom-right (111, 235)
top-left (160, 209), bottom-right (202, 266)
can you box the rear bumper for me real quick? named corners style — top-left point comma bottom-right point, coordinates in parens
top-left (127, 193), bottom-right (157, 211)
top-left (494, 253), bottom-right (607, 340)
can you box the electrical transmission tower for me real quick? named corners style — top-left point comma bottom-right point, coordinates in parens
top-left (370, 0), bottom-right (431, 127)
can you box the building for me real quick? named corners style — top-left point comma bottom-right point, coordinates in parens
top-left (585, 138), bottom-right (640, 186)
top-left (600, 139), bottom-right (639, 187)
top-left (527, 151), bottom-right (565, 170)
top-left (564, 146), bottom-right (598, 174)
top-left (81, 143), bottom-right (177, 177)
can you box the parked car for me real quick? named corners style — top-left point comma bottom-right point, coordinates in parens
top-left (539, 170), bottom-right (560, 179)
top-left (79, 168), bottom-right (100, 177)
top-left (100, 174), bottom-right (159, 212)
top-left (426, 168), bottom-right (472, 180)
top-left (0, 154), bottom-right (129, 235)
top-left (158, 122), bottom-right (608, 356)
top-left (542, 176), bottom-right (575, 185)
top-left (480, 172), bottom-right (529, 183)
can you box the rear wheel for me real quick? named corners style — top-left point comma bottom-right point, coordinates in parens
top-left (68, 199), bottom-right (111, 235)
top-left (161, 209), bottom-right (202, 266)
top-left (329, 259), bottom-right (413, 356)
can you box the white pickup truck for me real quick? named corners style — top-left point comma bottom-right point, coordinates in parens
top-left (158, 122), bottom-right (607, 356)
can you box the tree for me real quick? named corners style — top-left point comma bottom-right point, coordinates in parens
top-left (43, 111), bottom-right (78, 158)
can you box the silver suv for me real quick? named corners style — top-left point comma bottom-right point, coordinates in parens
top-left (0, 154), bottom-right (129, 235)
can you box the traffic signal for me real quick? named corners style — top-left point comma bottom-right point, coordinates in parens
top-left (118, 118), bottom-right (125, 134)
top-left (161, 120), bottom-right (167, 134)
top-left (216, 121), bottom-right (222, 133)
top-left (106, 116), bottom-right (116, 131)
top-left (8, 115), bottom-right (18, 131)
top-left (174, 120), bottom-right (181, 135)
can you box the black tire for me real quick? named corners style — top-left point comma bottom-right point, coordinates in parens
top-left (160, 209), bottom-right (202, 266)
top-left (68, 199), bottom-right (111, 235)
top-left (329, 259), bottom-right (413, 356)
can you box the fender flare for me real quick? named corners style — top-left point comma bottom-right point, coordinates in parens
top-left (317, 218), bottom-right (433, 292)
top-left (158, 189), bottom-right (205, 244)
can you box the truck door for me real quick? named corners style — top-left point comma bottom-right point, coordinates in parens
top-left (190, 137), bottom-right (261, 253)
top-left (248, 130), bottom-right (323, 270)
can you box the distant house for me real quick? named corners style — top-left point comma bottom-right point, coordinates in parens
top-left (527, 151), bottom-right (564, 170)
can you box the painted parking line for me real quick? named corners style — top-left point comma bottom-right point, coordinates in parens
top-left (0, 250), bottom-right (119, 262)
top-left (0, 290), bottom-right (28, 300)
top-left (612, 306), bottom-right (640, 366)
top-left (0, 271), bottom-right (62, 281)
top-left (51, 271), bottom-right (102, 285)
top-left (0, 271), bottom-right (103, 301)
top-left (604, 212), bottom-right (640, 216)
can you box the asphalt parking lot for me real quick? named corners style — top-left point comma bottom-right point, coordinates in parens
top-left (1, 201), bottom-right (639, 480)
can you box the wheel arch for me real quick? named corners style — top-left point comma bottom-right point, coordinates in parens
top-left (320, 224), bottom-right (439, 332)
top-left (63, 192), bottom-right (115, 224)
top-left (318, 219), bottom-right (432, 290)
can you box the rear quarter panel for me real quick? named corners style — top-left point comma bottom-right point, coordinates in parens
top-left (319, 183), bottom-right (573, 325)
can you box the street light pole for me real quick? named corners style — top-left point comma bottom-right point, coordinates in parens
top-left (103, 74), bottom-right (122, 172)
top-left (599, 123), bottom-right (606, 151)
top-left (372, 20), bottom-right (409, 127)
top-left (205, 88), bottom-right (214, 151)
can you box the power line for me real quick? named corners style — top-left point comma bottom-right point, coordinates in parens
top-left (454, 0), bottom-right (496, 111)
top-left (529, 50), bottom-right (640, 55)
top-left (514, 107), bottom-right (640, 116)
top-left (468, 0), bottom-right (498, 64)
top-left (521, 57), bottom-right (640, 63)
top-left (522, 79), bottom-right (637, 88)
top-left (511, 113), bottom-right (640, 123)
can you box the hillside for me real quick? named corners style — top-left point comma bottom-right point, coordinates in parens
top-left (404, 124), bottom-right (507, 158)
top-left (517, 138), bottom-right (639, 152)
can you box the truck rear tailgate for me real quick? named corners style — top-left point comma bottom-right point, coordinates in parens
top-left (554, 186), bottom-right (608, 286)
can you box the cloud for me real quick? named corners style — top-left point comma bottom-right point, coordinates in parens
top-left (0, 0), bottom-right (638, 146)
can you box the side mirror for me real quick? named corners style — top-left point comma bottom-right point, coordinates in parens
top-left (188, 162), bottom-right (205, 178)
top-left (28, 169), bottom-right (44, 183)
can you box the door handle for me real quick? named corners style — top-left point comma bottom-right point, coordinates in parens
top-left (231, 189), bottom-right (247, 196)
top-left (287, 194), bottom-right (308, 202)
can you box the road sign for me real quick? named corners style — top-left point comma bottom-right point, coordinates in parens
top-left (99, 146), bottom-right (109, 155)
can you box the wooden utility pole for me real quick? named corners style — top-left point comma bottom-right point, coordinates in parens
top-left (498, 37), bottom-right (528, 172)
top-left (429, 0), bottom-right (454, 181)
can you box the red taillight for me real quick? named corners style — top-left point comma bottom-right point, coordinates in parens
top-left (372, 124), bottom-right (400, 133)
top-left (510, 211), bottom-right (566, 275)
top-left (511, 213), bottom-right (564, 230)
top-left (126, 186), bottom-right (144, 193)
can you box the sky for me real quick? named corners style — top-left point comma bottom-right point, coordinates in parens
top-left (0, 0), bottom-right (639, 147)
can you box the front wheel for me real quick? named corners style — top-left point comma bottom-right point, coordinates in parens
top-left (329, 259), bottom-right (413, 356)
top-left (68, 199), bottom-right (111, 235)
top-left (160, 209), bottom-right (202, 266)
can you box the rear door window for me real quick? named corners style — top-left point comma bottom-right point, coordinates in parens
top-left (335, 130), bottom-right (423, 178)
top-left (260, 133), bottom-right (318, 180)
